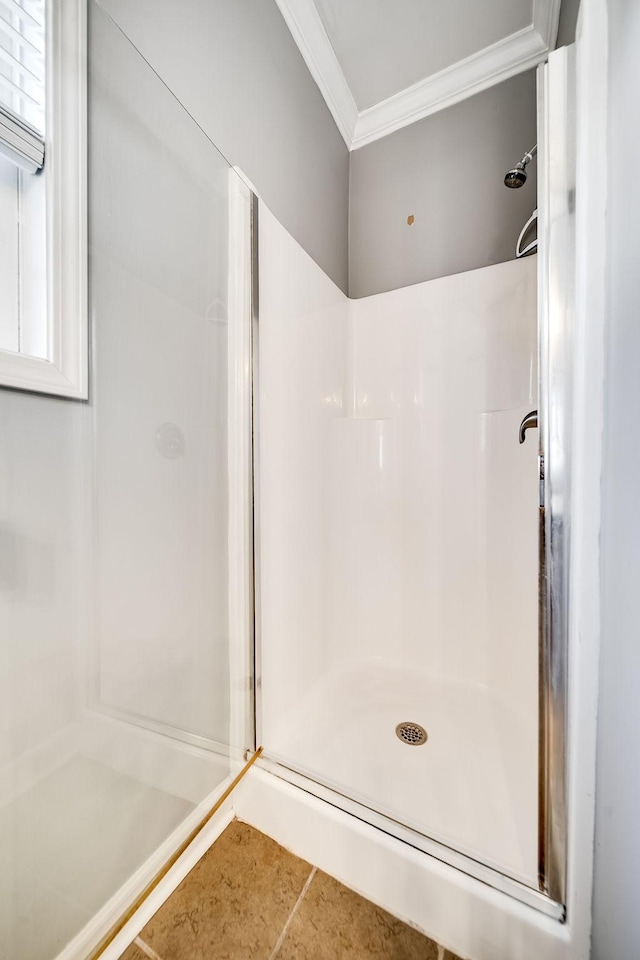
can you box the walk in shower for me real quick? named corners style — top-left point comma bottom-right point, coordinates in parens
top-left (0, 5), bottom-right (254, 959)
top-left (256, 43), bottom-right (573, 916)
top-left (257, 207), bottom-right (540, 890)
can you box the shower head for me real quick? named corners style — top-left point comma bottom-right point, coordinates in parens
top-left (504, 145), bottom-right (537, 189)
top-left (504, 162), bottom-right (528, 189)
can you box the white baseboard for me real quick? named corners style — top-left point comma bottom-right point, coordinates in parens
top-left (232, 767), bottom-right (574, 960)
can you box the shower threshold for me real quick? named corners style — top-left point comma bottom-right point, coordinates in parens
top-left (256, 753), bottom-right (564, 922)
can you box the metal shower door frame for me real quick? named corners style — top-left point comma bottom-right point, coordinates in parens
top-left (537, 43), bottom-right (576, 908)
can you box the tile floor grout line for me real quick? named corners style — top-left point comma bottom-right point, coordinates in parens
top-left (268, 865), bottom-right (317, 960)
top-left (133, 936), bottom-right (165, 960)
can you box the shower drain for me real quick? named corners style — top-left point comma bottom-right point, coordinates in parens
top-left (395, 721), bottom-right (428, 746)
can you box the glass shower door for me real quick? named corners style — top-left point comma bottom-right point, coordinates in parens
top-left (0, 4), bottom-right (253, 959)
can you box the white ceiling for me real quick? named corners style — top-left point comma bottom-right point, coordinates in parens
top-left (275, 0), bottom-right (561, 150)
top-left (314, 0), bottom-right (534, 111)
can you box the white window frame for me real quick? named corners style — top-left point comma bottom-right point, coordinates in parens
top-left (0, 0), bottom-right (87, 399)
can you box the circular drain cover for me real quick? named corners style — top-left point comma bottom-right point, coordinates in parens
top-left (396, 721), bottom-right (428, 746)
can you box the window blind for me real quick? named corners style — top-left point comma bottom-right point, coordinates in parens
top-left (0, 0), bottom-right (44, 171)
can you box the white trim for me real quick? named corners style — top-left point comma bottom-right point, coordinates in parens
top-left (0, 0), bottom-right (87, 398)
top-left (233, 767), bottom-right (573, 960)
top-left (273, 0), bottom-right (357, 148)
top-left (352, 25), bottom-right (547, 149)
top-left (533, 0), bottom-right (562, 49)
top-left (275, 0), bottom-right (561, 150)
top-left (562, 0), bottom-right (608, 953)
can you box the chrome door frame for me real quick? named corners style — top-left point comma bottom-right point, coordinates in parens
top-left (537, 44), bottom-right (576, 907)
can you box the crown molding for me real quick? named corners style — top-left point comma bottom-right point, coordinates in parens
top-left (276, 0), bottom-right (561, 151)
top-left (351, 24), bottom-right (549, 149)
top-left (533, 0), bottom-right (562, 48)
top-left (274, 0), bottom-right (357, 147)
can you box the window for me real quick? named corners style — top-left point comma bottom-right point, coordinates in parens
top-left (0, 0), bottom-right (87, 399)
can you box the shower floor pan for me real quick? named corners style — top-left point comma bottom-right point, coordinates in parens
top-left (263, 658), bottom-right (538, 890)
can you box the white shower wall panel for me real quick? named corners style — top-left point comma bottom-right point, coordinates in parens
top-left (341, 260), bottom-right (538, 700)
top-left (258, 206), bottom-right (349, 731)
top-left (259, 207), bottom-right (539, 884)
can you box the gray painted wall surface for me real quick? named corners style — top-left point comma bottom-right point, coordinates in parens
top-left (97, 0), bottom-right (349, 292)
top-left (0, 0), bottom-right (351, 790)
top-left (557, 0), bottom-right (582, 46)
top-left (348, 70), bottom-right (538, 298)
top-left (591, 2), bottom-right (640, 958)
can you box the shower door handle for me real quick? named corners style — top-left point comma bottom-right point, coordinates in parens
top-left (519, 410), bottom-right (538, 444)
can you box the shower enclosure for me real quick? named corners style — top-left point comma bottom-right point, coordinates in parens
top-left (256, 44), bottom-right (575, 921)
top-left (0, 5), bottom-right (254, 959)
top-left (257, 208), bottom-right (542, 899)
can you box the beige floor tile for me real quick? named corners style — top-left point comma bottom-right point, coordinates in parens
top-left (118, 942), bottom-right (151, 960)
top-left (275, 870), bottom-right (440, 959)
top-left (139, 820), bottom-right (312, 960)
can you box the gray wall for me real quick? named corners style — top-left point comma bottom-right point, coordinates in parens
top-left (348, 70), bottom-right (538, 298)
top-left (0, 0), bottom-right (351, 785)
top-left (591, 1), bottom-right (640, 958)
top-left (98, 0), bottom-right (349, 293)
top-left (557, 0), bottom-right (582, 46)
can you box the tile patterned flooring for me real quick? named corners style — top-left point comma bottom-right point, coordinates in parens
top-left (119, 821), bottom-right (463, 960)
